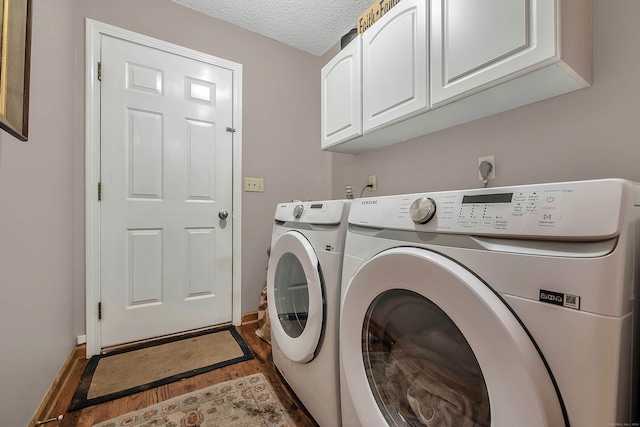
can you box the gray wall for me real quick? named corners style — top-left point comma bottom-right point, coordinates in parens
top-left (328, 0), bottom-right (640, 198)
top-left (0, 1), bottom-right (76, 426)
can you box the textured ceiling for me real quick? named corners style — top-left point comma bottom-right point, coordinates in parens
top-left (171, 0), bottom-right (372, 56)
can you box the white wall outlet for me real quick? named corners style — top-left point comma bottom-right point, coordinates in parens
top-left (244, 177), bottom-right (264, 192)
top-left (76, 334), bottom-right (87, 345)
top-left (368, 175), bottom-right (377, 191)
top-left (478, 156), bottom-right (496, 181)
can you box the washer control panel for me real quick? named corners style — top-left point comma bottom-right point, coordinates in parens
top-left (349, 179), bottom-right (635, 239)
top-left (275, 200), bottom-right (348, 225)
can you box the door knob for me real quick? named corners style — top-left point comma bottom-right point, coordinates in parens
top-left (218, 210), bottom-right (229, 220)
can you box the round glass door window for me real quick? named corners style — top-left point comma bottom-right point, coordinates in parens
top-left (362, 289), bottom-right (490, 426)
top-left (273, 251), bottom-right (311, 338)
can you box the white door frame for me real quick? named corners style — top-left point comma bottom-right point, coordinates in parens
top-left (85, 19), bottom-right (243, 357)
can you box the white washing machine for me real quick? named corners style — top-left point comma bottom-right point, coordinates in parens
top-left (267, 199), bottom-right (350, 427)
top-left (339, 179), bottom-right (640, 427)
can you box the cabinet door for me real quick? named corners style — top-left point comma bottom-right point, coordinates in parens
top-left (321, 36), bottom-right (362, 149)
top-left (431, 0), bottom-right (557, 106)
top-left (362, 0), bottom-right (428, 133)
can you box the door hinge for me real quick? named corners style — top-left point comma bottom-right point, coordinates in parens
top-left (226, 127), bottom-right (236, 133)
top-left (98, 62), bottom-right (102, 81)
top-left (98, 302), bottom-right (102, 320)
top-left (98, 182), bottom-right (102, 201)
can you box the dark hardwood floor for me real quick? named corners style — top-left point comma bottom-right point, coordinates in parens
top-left (49, 324), bottom-right (318, 427)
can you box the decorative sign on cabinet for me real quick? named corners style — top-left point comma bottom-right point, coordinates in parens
top-left (321, 0), bottom-right (591, 154)
top-left (357, 0), bottom-right (402, 33)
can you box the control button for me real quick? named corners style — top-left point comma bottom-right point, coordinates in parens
top-left (293, 204), bottom-right (304, 218)
top-left (409, 197), bottom-right (437, 224)
top-left (494, 220), bottom-right (508, 229)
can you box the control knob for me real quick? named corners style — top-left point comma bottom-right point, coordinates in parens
top-left (293, 204), bottom-right (304, 218)
top-left (409, 197), bottom-right (436, 224)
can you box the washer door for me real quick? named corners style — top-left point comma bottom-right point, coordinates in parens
top-left (267, 231), bottom-right (324, 363)
top-left (341, 247), bottom-right (567, 426)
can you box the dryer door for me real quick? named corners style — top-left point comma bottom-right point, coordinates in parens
top-left (267, 231), bottom-right (324, 363)
top-left (341, 247), bottom-right (567, 426)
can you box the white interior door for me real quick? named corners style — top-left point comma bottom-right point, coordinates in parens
top-left (99, 34), bottom-right (234, 348)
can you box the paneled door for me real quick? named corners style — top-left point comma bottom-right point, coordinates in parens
top-left (430, 0), bottom-right (556, 105)
top-left (362, 0), bottom-right (428, 132)
top-left (99, 35), bottom-right (234, 348)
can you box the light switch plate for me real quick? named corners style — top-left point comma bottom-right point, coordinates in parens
top-left (245, 177), bottom-right (264, 192)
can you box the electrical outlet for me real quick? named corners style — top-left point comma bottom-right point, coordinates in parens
top-left (368, 175), bottom-right (377, 191)
top-left (245, 177), bottom-right (264, 192)
top-left (478, 156), bottom-right (496, 181)
top-left (345, 185), bottom-right (354, 199)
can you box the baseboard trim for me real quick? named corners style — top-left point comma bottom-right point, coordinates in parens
top-left (30, 345), bottom-right (85, 427)
top-left (241, 311), bottom-right (258, 325)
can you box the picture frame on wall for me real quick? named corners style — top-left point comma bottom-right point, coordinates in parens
top-left (0, 0), bottom-right (32, 141)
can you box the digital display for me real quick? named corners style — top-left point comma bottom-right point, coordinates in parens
top-left (310, 204), bottom-right (323, 209)
top-left (462, 193), bottom-right (513, 204)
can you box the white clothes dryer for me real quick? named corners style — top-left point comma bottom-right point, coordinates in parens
top-left (339, 179), bottom-right (640, 427)
top-left (268, 199), bottom-right (351, 427)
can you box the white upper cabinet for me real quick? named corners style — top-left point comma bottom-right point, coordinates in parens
top-left (321, 0), bottom-right (591, 154)
top-left (430, 0), bottom-right (590, 106)
top-left (321, 35), bottom-right (362, 150)
top-left (362, 0), bottom-right (428, 132)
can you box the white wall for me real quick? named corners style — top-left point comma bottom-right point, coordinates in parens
top-left (0, 1), bottom-right (76, 426)
top-left (328, 0), bottom-right (640, 198)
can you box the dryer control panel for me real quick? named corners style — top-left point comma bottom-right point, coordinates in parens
top-left (275, 200), bottom-right (348, 225)
top-left (350, 179), bottom-right (638, 240)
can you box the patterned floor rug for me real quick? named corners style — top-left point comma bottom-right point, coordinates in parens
top-left (93, 372), bottom-right (294, 427)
